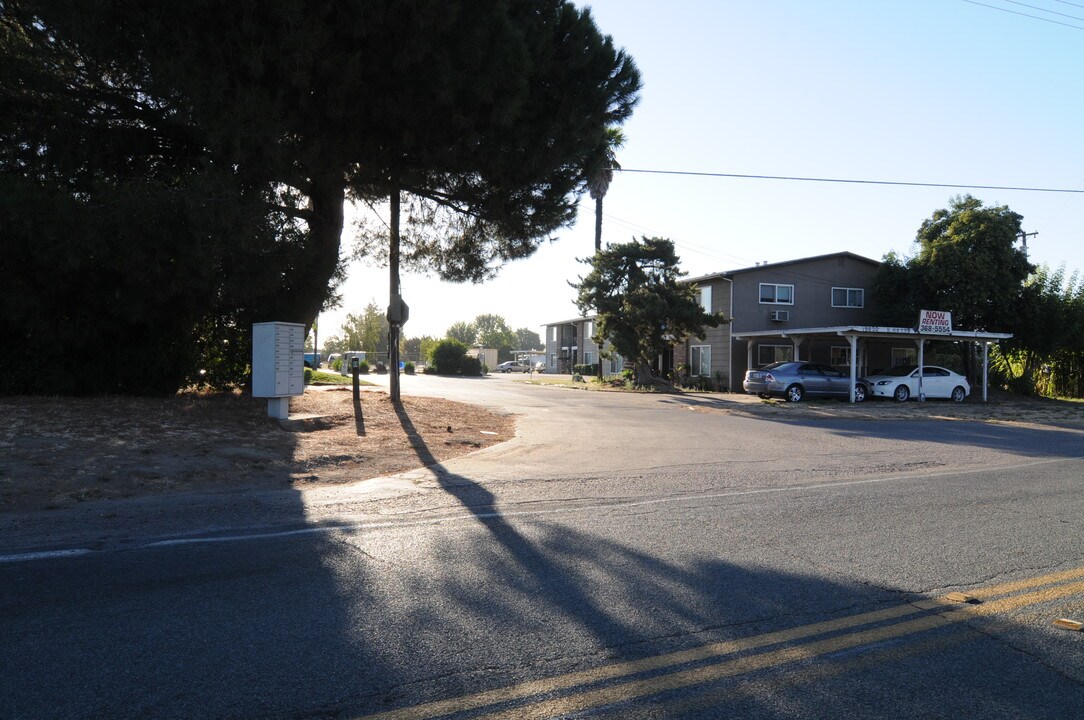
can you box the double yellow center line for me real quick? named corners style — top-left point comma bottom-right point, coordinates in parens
top-left (358, 566), bottom-right (1084, 720)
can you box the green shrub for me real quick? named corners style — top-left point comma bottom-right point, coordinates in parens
top-left (304, 367), bottom-right (313, 385)
top-left (332, 358), bottom-right (342, 371)
top-left (572, 363), bottom-right (597, 376)
top-left (713, 370), bottom-right (728, 392)
top-left (685, 376), bottom-right (714, 391)
top-left (427, 339), bottom-right (482, 375)
top-left (404, 361), bottom-right (415, 374)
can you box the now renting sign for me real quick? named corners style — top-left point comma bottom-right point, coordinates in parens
top-left (919, 309), bottom-right (952, 334)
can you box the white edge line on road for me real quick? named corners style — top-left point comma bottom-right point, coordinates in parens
top-left (0, 548), bottom-right (93, 564)
top-left (5, 455), bottom-right (1081, 561)
top-left (115, 454), bottom-right (1084, 550)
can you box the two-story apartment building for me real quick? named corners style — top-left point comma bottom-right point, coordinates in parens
top-left (684, 251), bottom-right (885, 390)
top-left (542, 317), bottom-right (624, 374)
top-left (545, 251), bottom-right (887, 386)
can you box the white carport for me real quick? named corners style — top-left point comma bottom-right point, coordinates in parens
top-left (732, 325), bottom-right (1013, 403)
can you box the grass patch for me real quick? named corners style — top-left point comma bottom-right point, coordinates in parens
top-left (307, 370), bottom-right (362, 386)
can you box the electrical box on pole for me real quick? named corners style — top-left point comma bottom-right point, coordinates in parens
top-left (386, 295), bottom-right (409, 326)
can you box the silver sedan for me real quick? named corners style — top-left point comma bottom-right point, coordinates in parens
top-left (495, 361), bottom-right (531, 373)
top-left (743, 362), bottom-right (868, 402)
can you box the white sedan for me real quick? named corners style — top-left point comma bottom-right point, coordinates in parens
top-left (864, 365), bottom-right (970, 402)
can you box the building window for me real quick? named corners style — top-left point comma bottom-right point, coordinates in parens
top-left (832, 287), bottom-right (864, 308)
top-left (700, 285), bottom-right (712, 312)
top-left (549, 353), bottom-right (556, 367)
top-left (891, 348), bottom-right (916, 366)
top-left (610, 354), bottom-right (623, 373)
top-left (758, 344), bottom-right (793, 366)
top-left (551, 327), bottom-right (557, 342)
top-left (759, 283), bottom-right (794, 304)
top-left (690, 345), bottom-right (711, 376)
top-left (584, 320), bottom-right (593, 338)
top-left (584, 351), bottom-right (594, 366)
top-left (831, 347), bottom-right (852, 367)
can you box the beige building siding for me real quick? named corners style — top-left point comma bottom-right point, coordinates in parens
top-left (683, 276), bottom-right (734, 386)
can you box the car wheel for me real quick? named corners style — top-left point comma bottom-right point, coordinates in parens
top-left (894, 384), bottom-right (910, 402)
top-left (951, 385), bottom-right (966, 402)
top-left (785, 384), bottom-right (804, 403)
top-left (853, 384), bottom-right (867, 402)
top-left (757, 392), bottom-right (771, 400)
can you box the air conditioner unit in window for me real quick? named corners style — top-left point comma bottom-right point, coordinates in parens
top-left (769, 310), bottom-right (789, 322)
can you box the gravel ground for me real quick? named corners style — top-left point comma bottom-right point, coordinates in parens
top-left (0, 386), bottom-right (514, 512)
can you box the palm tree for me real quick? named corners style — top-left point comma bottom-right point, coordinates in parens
top-left (586, 127), bottom-right (626, 254)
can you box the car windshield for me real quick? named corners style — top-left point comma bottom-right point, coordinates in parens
top-left (879, 365), bottom-right (917, 377)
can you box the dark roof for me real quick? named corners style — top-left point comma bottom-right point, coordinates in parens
top-left (686, 251), bottom-right (880, 285)
top-left (542, 315), bottom-right (596, 326)
top-left (725, 251), bottom-right (880, 276)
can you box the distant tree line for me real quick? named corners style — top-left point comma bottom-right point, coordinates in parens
top-left (319, 308), bottom-right (540, 368)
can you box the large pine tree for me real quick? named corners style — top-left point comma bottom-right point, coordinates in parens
top-left (574, 237), bottom-right (726, 385)
top-left (0, 1), bottom-right (640, 394)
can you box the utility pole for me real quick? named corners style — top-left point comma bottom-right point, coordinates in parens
top-left (389, 184), bottom-right (401, 403)
top-left (1017, 230), bottom-right (1038, 258)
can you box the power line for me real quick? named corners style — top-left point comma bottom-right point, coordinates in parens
top-left (994, 0), bottom-right (1084, 22)
top-left (615, 167), bottom-right (1084, 194)
top-left (958, 0), bottom-right (1084, 30)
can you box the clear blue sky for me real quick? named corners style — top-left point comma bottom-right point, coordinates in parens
top-left (321, 0), bottom-right (1084, 343)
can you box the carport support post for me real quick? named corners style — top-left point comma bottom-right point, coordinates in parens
top-left (746, 341), bottom-right (754, 372)
top-left (982, 342), bottom-right (990, 402)
top-left (846, 334), bottom-right (858, 403)
top-left (789, 334), bottom-right (805, 362)
top-left (916, 338), bottom-right (926, 401)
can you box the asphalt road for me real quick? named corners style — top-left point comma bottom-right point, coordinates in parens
top-left (3, 375), bottom-right (1083, 719)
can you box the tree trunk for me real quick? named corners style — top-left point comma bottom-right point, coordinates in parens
top-left (634, 362), bottom-right (654, 386)
top-left (959, 344), bottom-right (975, 387)
top-left (389, 185), bottom-right (402, 403)
top-left (594, 195), bottom-right (603, 254)
top-left (594, 196), bottom-right (603, 377)
top-left (277, 173), bottom-right (344, 331)
top-left (1022, 350), bottom-right (1039, 395)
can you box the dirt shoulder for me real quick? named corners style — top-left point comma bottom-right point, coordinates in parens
top-left (3, 382), bottom-right (1080, 514)
top-left (682, 387), bottom-right (1084, 427)
top-left (0, 387), bottom-right (514, 513)
top-left (523, 376), bottom-right (1084, 428)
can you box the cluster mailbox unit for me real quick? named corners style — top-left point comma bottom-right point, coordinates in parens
top-left (252, 321), bottom-right (305, 419)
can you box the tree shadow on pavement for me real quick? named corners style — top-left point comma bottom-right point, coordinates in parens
top-left (379, 401), bottom-right (1083, 719)
top-left (653, 392), bottom-right (1084, 460)
top-left (0, 415), bottom-right (395, 720)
